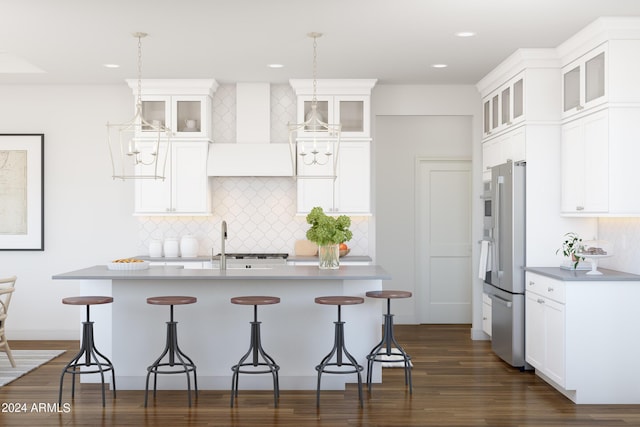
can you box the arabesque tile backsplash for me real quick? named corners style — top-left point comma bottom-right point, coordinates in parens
top-left (598, 217), bottom-right (640, 275)
top-left (137, 177), bottom-right (370, 257)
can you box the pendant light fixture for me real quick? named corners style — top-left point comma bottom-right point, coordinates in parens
top-left (106, 32), bottom-right (171, 180)
top-left (288, 32), bottom-right (341, 179)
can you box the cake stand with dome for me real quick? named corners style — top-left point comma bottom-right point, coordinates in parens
top-left (576, 240), bottom-right (612, 275)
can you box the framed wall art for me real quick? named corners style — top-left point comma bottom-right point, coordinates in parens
top-left (0, 134), bottom-right (44, 250)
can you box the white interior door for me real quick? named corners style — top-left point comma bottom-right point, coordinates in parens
top-left (416, 159), bottom-right (472, 323)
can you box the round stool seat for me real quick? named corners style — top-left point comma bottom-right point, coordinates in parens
top-left (62, 296), bottom-right (113, 306)
top-left (366, 290), bottom-right (412, 299)
top-left (231, 296), bottom-right (280, 305)
top-left (147, 296), bottom-right (196, 305)
top-left (315, 296), bottom-right (364, 306)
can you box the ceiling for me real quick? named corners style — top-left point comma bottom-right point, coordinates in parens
top-left (2, 0), bottom-right (640, 86)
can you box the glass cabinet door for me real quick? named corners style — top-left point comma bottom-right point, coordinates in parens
top-left (338, 100), bottom-right (364, 133)
top-left (513, 78), bottom-right (524, 119)
top-left (585, 52), bottom-right (605, 104)
top-left (491, 94), bottom-right (499, 130)
top-left (501, 86), bottom-right (511, 125)
top-left (141, 98), bottom-right (169, 132)
top-left (563, 66), bottom-right (581, 112)
top-left (302, 99), bottom-right (330, 132)
top-left (483, 100), bottom-right (491, 135)
top-left (176, 100), bottom-right (202, 132)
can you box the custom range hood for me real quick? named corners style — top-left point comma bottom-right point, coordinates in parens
top-left (207, 83), bottom-right (293, 177)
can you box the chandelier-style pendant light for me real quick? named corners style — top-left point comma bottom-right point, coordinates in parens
top-left (106, 32), bottom-right (171, 180)
top-left (288, 32), bottom-right (341, 179)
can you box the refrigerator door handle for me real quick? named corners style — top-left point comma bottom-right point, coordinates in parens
top-left (489, 294), bottom-right (512, 308)
top-left (493, 174), bottom-right (504, 280)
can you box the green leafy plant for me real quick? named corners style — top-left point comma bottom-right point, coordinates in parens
top-left (305, 207), bottom-right (353, 246)
top-left (556, 232), bottom-right (584, 269)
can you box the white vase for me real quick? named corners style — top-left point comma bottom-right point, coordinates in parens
top-left (163, 237), bottom-right (179, 258)
top-left (148, 239), bottom-right (163, 258)
top-left (180, 235), bottom-right (198, 258)
top-left (318, 244), bottom-right (340, 269)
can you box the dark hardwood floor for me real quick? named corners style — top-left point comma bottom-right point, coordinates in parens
top-left (1, 325), bottom-right (640, 426)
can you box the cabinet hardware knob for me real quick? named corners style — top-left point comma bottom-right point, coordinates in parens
top-left (537, 299), bottom-right (545, 304)
top-left (529, 281), bottom-right (535, 286)
top-left (576, 206), bottom-right (584, 211)
top-left (548, 287), bottom-right (554, 292)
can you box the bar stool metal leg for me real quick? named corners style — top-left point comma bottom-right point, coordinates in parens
top-left (144, 304), bottom-right (198, 407)
top-left (316, 305), bottom-right (364, 408)
top-left (59, 304), bottom-right (116, 407)
top-left (366, 298), bottom-right (412, 393)
top-left (230, 304), bottom-right (280, 408)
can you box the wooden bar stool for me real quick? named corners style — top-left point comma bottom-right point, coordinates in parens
top-left (144, 296), bottom-right (198, 407)
top-left (58, 296), bottom-right (115, 407)
top-left (230, 296), bottom-right (280, 408)
top-left (315, 296), bottom-right (364, 408)
top-left (365, 290), bottom-right (413, 394)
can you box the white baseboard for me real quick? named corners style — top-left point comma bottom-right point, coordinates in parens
top-left (9, 329), bottom-right (79, 341)
top-left (470, 327), bottom-right (490, 341)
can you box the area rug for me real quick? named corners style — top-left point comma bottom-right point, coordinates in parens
top-left (0, 350), bottom-right (65, 387)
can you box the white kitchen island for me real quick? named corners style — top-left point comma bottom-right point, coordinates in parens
top-left (52, 265), bottom-right (391, 391)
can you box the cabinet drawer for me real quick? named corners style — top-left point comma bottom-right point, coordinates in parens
top-left (526, 273), bottom-right (565, 303)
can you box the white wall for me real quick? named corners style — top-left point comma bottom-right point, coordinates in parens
top-left (371, 85), bottom-right (483, 334)
top-left (0, 84), bottom-right (139, 339)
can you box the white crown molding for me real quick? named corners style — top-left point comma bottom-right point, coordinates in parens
top-left (125, 78), bottom-right (219, 96)
top-left (556, 16), bottom-right (640, 65)
top-left (289, 79), bottom-right (377, 96)
top-left (476, 48), bottom-right (560, 96)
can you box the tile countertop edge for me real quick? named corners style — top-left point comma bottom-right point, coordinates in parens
top-left (52, 265), bottom-right (391, 281)
top-left (525, 267), bottom-right (640, 281)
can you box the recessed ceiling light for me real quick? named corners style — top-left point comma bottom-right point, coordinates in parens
top-left (455, 31), bottom-right (476, 38)
top-left (432, 64), bottom-right (448, 68)
top-left (267, 63), bottom-right (284, 69)
top-left (103, 64), bottom-right (120, 69)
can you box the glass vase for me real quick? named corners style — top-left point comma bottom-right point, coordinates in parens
top-left (318, 244), bottom-right (340, 270)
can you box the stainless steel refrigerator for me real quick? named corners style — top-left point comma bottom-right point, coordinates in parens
top-left (483, 161), bottom-right (528, 368)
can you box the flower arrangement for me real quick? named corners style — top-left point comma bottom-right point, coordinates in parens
top-left (305, 207), bottom-right (352, 269)
top-left (305, 206), bottom-right (352, 246)
top-left (557, 232), bottom-right (584, 269)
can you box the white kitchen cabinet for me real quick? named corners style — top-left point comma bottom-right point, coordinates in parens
top-left (481, 126), bottom-right (526, 181)
top-left (560, 109), bottom-right (609, 214)
top-left (560, 107), bottom-right (640, 216)
top-left (482, 73), bottom-right (525, 139)
top-left (525, 268), bottom-right (640, 404)
top-left (481, 292), bottom-right (492, 337)
top-left (127, 79), bottom-right (218, 139)
top-left (290, 79), bottom-right (376, 215)
top-left (135, 141), bottom-right (211, 215)
top-left (562, 44), bottom-right (607, 118)
top-left (290, 79), bottom-right (377, 139)
top-left (297, 95), bottom-right (370, 138)
top-left (525, 273), bottom-right (565, 386)
top-left (296, 141), bottom-right (370, 214)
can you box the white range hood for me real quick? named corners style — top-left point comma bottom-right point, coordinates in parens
top-left (207, 83), bottom-right (293, 177)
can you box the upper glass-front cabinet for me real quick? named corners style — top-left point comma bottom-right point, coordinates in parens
top-left (482, 74), bottom-right (525, 139)
top-left (140, 95), bottom-right (210, 138)
top-left (299, 95), bottom-right (369, 137)
top-left (562, 45), bottom-right (607, 117)
top-left (127, 79), bottom-right (218, 140)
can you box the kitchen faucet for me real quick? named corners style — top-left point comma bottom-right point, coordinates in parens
top-left (220, 220), bottom-right (227, 270)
